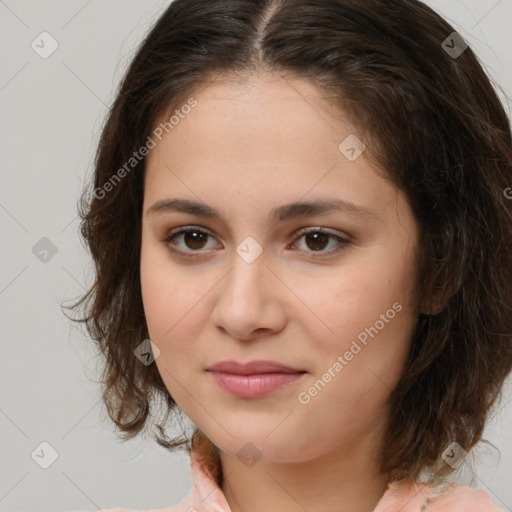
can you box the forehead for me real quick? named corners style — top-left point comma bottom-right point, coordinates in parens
top-left (162, 75), bottom-right (340, 146)
top-left (142, 72), bottom-right (407, 226)
top-left (186, 71), bottom-right (336, 116)
top-left (147, 74), bottom-right (364, 180)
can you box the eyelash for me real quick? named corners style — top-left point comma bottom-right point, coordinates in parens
top-left (162, 226), bottom-right (351, 259)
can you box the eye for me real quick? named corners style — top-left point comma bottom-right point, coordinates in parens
top-left (288, 227), bottom-right (351, 257)
top-left (162, 226), bottom-right (351, 258)
top-left (163, 226), bottom-right (219, 256)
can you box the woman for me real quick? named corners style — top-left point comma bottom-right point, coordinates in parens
top-left (67, 0), bottom-right (512, 510)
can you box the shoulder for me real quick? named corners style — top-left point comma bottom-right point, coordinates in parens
top-left (423, 483), bottom-right (505, 511)
top-left (378, 482), bottom-right (505, 512)
top-left (67, 495), bottom-right (197, 512)
top-left (68, 505), bottom-right (202, 512)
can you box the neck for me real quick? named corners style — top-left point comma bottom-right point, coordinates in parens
top-left (218, 436), bottom-right (390, 512)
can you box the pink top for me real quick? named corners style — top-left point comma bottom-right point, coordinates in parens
top-left (87, 444), bottom-right (505, 512)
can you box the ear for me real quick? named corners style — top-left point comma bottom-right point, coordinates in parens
top-left (421, 286), bottom-right (450, 316)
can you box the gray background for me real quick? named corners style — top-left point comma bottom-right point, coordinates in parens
top-left (0, 1), bottom-right (511, 511)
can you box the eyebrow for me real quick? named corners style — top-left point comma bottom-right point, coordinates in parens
top-left (146, 197), bottom-right (380, 222)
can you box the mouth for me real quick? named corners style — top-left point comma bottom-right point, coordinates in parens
top-left (206, 360), bottom-right (307, 398)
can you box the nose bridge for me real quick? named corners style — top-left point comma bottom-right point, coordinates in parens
top-left (211, 241), bottom-right (284, 339)
top-left (223, 244), bottom-right (268, 307)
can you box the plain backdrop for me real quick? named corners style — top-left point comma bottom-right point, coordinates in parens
top-left (0, 1), bottom-right (511, 511)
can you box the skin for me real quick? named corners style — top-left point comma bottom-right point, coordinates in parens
top-left (140, 71), bottom-right (422, 512)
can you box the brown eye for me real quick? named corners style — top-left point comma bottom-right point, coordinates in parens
top-left (182, 230), bottom-right (208, 250)
top-left (163, 227), bottom-right (219, 255)
top-left (290, 228), bottom-right (351, 257)
top-left (304, 232), bottom-right (330, 251)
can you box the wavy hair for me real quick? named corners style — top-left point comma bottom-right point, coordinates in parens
top-left (64, 0), bottom-right (512, 486)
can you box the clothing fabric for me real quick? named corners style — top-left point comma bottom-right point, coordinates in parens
top-left (77, 443), bottom-right (505, 512)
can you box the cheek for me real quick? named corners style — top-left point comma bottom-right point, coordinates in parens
top-left (141, 278), bottom-right (204, 359)
top-left (140, 241), bottom-right (213, 382)
top-left (140, 257), bottom-right (205, 410)
top-left (295, 255), bottom-right (416, 390)
top-left (295, 262), bottom-right (410, 344)
top-left (141, 243), bottom-right (189, 354)
top-left (140, 249), bottom-right (170, 340)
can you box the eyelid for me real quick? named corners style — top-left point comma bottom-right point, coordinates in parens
top-left (292, 226), bottom-right (352, 242)
top-left (164, 225), bottom-right (216, 239)
top-left (163, 225), bottom-right (220, 252)
top-left (163, 225), bottom-right (351, 258)
top-left (288, 227), bottom-right (352, 258)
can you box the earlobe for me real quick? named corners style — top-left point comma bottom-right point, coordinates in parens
top-left (421, 288), bottom-right (449, 316)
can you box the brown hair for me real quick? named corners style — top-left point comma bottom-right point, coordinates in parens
top-left (64, 0), bottom-right (512, 486)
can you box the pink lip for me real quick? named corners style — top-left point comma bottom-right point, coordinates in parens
top-left (208, 359), bottom-right (304, 374)
top-left (207, 360), bottom-right (307, 398)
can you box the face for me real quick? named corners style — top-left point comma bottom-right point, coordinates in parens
top-left (140, 71), bottom-right (421, 464)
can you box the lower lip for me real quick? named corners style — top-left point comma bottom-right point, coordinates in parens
top-left (208, 371), bottom-right (305, 398)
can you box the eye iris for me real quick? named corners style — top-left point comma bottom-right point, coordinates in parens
top-left (305, 232), bottom-right (329, 251)
top-left (178, 231), bottom-right (333, 252)
top-left (184, 231), bottom-right (207, 250)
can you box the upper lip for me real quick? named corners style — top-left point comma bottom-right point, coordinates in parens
top-left (207, 360), bottom-right (305, 375)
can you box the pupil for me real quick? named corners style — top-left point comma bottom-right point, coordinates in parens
top-left (185, 231), bottom-right (207, 249)
top-left (306, 232), bottom-right (328, 251)
top-left (182, 232), bottom-right (329, 251)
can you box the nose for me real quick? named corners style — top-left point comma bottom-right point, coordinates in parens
top-left (210, 249), bottom-right (287, 342)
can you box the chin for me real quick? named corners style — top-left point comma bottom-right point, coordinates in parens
top-left (209, 426), bottom-right (319, 464)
